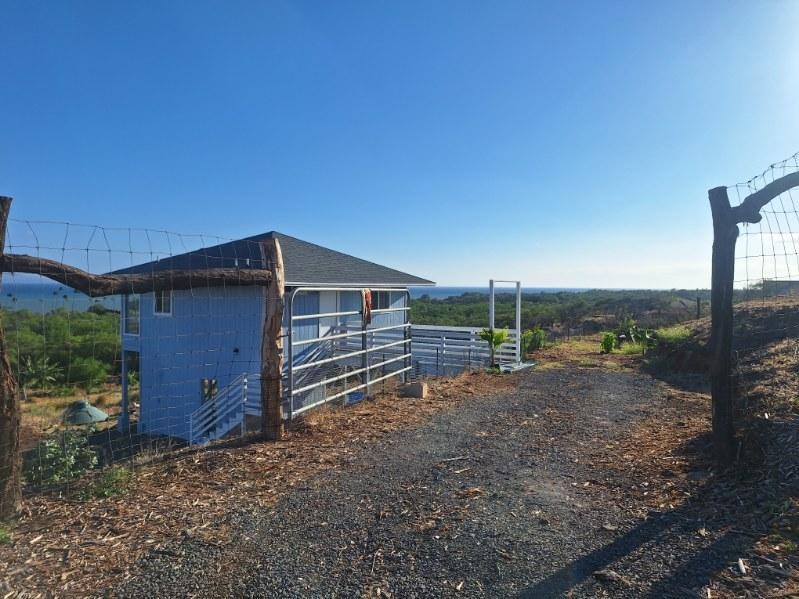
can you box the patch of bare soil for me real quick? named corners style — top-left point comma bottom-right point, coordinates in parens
top-left (0, 371), bottom-right (517, 597)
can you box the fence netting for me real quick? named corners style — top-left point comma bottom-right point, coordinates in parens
top-left (730, 152), bottom-right (799, 451)
top-left (1, 219), bottom-right (270, 506)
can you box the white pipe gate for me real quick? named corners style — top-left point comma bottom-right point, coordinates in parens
top-left (286, 287), bottom-right (412, 419)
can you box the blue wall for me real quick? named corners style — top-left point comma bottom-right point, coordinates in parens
top-left (125, 286), bottom-right (264, 439)
top-left (124, 286), bottom-right (410, 440)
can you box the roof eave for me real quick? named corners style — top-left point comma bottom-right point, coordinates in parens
top-left (284, 280), bottom-right (436, 288)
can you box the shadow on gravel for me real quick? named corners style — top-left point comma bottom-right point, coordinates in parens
top-left (643, 360), bottom-right (710, 395)
top-left (516, 494), bottom-right (754, 599)
top-left (519, 421), bottom-right (799, 598)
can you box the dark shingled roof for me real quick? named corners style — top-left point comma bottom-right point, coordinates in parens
top-left (111, 231), bottom-right (435, 288)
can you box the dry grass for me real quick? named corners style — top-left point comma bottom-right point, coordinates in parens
top-left (20, 388), bottom-right (124, 452)
top-left (0, 370), bottom-right (518, 597)
top-left (532, 335), bottom-right (644, 371)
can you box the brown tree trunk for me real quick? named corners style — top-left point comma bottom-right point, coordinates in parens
top-left (260, 238), bottom-right (284, 440)
top-left (0, 197), bottom-right (21, 519)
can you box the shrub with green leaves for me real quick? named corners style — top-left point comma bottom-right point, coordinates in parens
top-left (655, 325), bottom-right (691, 345)
top-left (20, 355), bottom-right (62, 393)
top-left (67, 357), bottom-right (109, 392)
top-left (79, 466), bottom-right (132, 500)
top-left (521, 326), bottom-right (546, 356)
top-left (25, 429), bottom-right (99, 486)
top-left (479, 327), bottom-right (509, 366)
top-left (600, 332), bottom-right (616, 354)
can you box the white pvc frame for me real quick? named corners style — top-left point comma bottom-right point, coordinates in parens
top-left (489, 279), bottom-right (522, 362)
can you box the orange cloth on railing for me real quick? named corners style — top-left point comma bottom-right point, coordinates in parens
top-left (362, 289), bottom-right (372, 326)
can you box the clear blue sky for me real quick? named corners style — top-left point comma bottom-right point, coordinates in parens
top-left (2, 1), bottom-right (798, 288)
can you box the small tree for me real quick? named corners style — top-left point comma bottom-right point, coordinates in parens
top-left (479, 328), bottom-right (509, 367)
top-left (20, 355), bottom-right (62, 395)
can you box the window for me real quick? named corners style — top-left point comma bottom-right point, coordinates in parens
top-left (154, 290), bottom-right (172, 315)
top-left (124, 294), bottom-right (140, 335)
top-left (371, 290), bottom-right (390, 310)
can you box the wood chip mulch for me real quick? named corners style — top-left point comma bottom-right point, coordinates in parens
top-left (0, 371), bottom-right (518, 598)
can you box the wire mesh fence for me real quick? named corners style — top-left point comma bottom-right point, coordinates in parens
top-left (710, 152), bottom-right (799, 462)
top-left (0, 213), bottom-right (276, 512)
top-left (731, 154), bottom-right (799, 415)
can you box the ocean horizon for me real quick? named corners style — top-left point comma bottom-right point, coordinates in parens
top-left (0, 281), bottom-right (693, 313)
top-left (0, 282), bottom-right (600, 313)
top-left (408, 286), bottom-right (590, 299)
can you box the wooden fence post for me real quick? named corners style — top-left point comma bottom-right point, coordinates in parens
top-left (261, 238), bottom-right (284, 441)
top-left (709, 186), bottom-right (737, 464)
top-left (0, 197), bottom-right (21, 519)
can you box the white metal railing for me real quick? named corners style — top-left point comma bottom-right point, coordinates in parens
top-left (188, 372), bottom-right (250, 444)
top-left (287, 287), bottom-right (412, 419)
top-left (410, 324), bottom-right (519, 376)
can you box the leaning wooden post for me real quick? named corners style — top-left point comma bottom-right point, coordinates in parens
top-left (261, 238), bottom-right (284, 440)
top-left (0, 197), bottom-right (21, 519)
top-left (709, 187), bottom-right (738, 465)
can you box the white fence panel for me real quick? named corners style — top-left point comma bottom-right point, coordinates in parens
top-left (410, 324), bottom-right (519, 376)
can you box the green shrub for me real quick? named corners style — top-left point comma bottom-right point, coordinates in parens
top-left (79, 466), bottom-right (132, 500)
top-left (655, 325), bottom-right (692, 344)
top-left (25, 429), bottom-right (98, 486)
top-left (20, 355), bottom-right (62, 393)
top-left (126, 369), bottom-right (139, 389)
top-left (479, 328), bottom-right (509, 366)
top-left (521, 327), bottom-right (546, 355)
top-left (67, 357), bottom-right (108, 392)
top-left (621, 342), bottom-right (646, 356)
top-left (600, 332), bottom-right (616, 354)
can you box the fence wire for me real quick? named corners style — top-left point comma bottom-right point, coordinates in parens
top-left (729, 152), bottom-right (799, 429)
top-left (0, 219), bottom-right (270, 509)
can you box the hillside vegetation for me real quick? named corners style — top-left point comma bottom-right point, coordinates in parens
top-left (411, 288), bottom-right (710, 332)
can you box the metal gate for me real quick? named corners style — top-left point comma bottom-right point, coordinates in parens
top-left (286, 287), bottom-right (412, 418)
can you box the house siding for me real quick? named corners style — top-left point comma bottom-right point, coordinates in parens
top-left (132, 286), bottom-right (411, 440)
top-left (136, 286), bottom-right (264, 439)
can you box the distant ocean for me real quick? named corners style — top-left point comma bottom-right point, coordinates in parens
top-left (0, 282), bottom-right (120, 313)
top-left (0, 282), bottom-right (587, 313)
top-left (408, 286), bottom-right (587, 299)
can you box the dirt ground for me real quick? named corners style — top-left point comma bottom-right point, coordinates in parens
top-left (111, 366), bottom-right (796, 599)
top-left (2, 328), bottom-right (797, 598)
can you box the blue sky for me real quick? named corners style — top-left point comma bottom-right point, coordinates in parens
top-left (1, 1), bottom-right (798, 288)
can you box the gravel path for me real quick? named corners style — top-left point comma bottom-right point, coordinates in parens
top-left (114, 368), bottom-right (734, 598)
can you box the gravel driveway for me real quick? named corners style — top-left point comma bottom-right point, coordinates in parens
top-left (114, 368), bottom-right (726, 598)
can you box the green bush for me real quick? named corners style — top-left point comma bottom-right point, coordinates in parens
top-left (126, 369), bottom-right (139, 389)
top-left (25, 429), bottom-right (98, 486)
top-left (79, 466), bottom-right (132, 500)
top-left (67, 357), bottom-right (108, 391)
top-left (521, 327), bottom-right (546, 355)
top-left (621, 342), bottom-right (647, 356)
top-left (479, 328), bottom-right (509, 366)
top-left (600, 332), bottom-right (616, 354)
top-left (655, 325), bottom-right (692, 344)
top-left (20, 355), bottom-right (62, 393)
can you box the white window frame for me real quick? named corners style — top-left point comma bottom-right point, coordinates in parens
top-left (154, 289), bottom-right (173, 316)
top-left (124, 294), bottom-right (140, 335)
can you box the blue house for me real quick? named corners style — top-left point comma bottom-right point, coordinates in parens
top-left (113, 232), bottom-right (433, 444)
